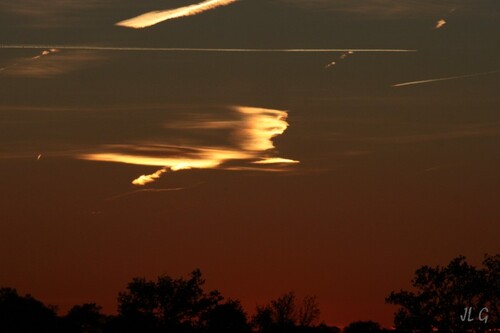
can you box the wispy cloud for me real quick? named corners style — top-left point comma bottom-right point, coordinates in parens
top-left (79, 106), bottom-right (299, 186)
top-left (281, 0), bottom-right (492, 18)
top-left (328, 123), bottom-right (500, 145)
top-left (116, 0), bottom-right (238, 29)
top-left (1, 0), bottom-right (105, 27)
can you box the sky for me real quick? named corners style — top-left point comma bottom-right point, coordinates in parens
top-left (1, 0), bottom-right (500, 328)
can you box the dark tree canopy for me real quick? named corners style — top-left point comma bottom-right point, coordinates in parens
top-left (62, 303), bottom-right (106, 333)
top-left (201, 299), bottom-right (251, 333)
top-left (387, 254), bottom-right (499, 332)
top-left (343, 320), bottom-right (387, 333)
top-left (0, 288), bottom-right (58, 333)
top-left (116, 269), bottom-right (222, 333)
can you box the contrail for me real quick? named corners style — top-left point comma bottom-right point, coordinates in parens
top-left (393, 70), bottom-right (500, 87)
top-left (0, 45), bottom-right (416, 53)
top-left (116, 0), bottom-right (238, 29)
top-left (107, 187), bottom-right (186, 200)
top-left (0, 48), bottom-right (59, 75)
top-left (325, 50), bottom-right (354, 69)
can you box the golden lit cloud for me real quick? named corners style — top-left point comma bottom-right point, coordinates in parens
top-left (235, 106), bottom-right (289, 151)
top-left (116, 0), bottom-right (238, 29)
top-left (253, 158), bottom-right (300, 164)
top-left (132, 169), bottom-right (167, 186)
top-left (78, 106), bottom-right (299, 186)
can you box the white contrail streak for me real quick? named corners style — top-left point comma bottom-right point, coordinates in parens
top-left (0, 45), bottom-right (416, 53)
top-left (393, 70), bottom-right (500, 87)
top-left (116, 0), bottom-right (238, 29)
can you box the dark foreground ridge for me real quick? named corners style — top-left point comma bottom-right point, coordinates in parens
top-left (0, 255), bottom-right (498, 333)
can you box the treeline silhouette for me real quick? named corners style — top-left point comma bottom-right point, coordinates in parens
top-left (0, 254), bottom-right (498, 333)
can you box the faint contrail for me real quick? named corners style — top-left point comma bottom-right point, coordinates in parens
top-left (116, 0), bottom-right (238, 29)
top-left (107, 187), bottom-right (186, 200)
top-left (325, 50), bottom-right (354, 69)
top-left (393, 70), bottom-right (500, 87)
top-left (0, 48), bottom-right (59, 74)
top-left (0, 45), bottom-right (416, 53)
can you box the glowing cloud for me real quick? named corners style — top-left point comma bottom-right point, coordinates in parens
top-left (116, 0), bottom-right (238, 29)
top-left (254, 158), bottom-right (300, 164)
top-left (78, 106), bottom-right (299, 186)
top-left (435, 19), bottom-right (447, 29)
top-left (236, 106), bottom-right (289, 151)
top-left (132, 168), bottom-right (167, 186)
top-left (79, 106), bottom-right (299, 186)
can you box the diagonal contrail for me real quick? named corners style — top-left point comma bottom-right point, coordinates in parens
top-left (116, 0), bottom-right (238, 29)
top-left (0, 45), bottom-right (416, 53)
top-left (393, 70), bottom-right (500, 87)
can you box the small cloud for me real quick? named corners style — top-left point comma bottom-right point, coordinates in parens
top-left (435, 19), bottom-right (447, 29)
top-left (325, 61), bottom-right (336, 69)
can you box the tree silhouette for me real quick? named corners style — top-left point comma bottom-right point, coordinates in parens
top-left (201, 299), bottom-right (251, 333)
top-left (386, 254), bottom-right (499, 332)
top-left (343, 320), bottom-right (387, 333)
top-left (62, 303), bottom-right (106, 333)
top-left (0, 288), bottom-right (58, 333)
top-left (116, 269), bottom-right (222, 333)
top-left (298, 295), bottom-right (321, 327)
top-left (253, 292), bottom-right (323, 333)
